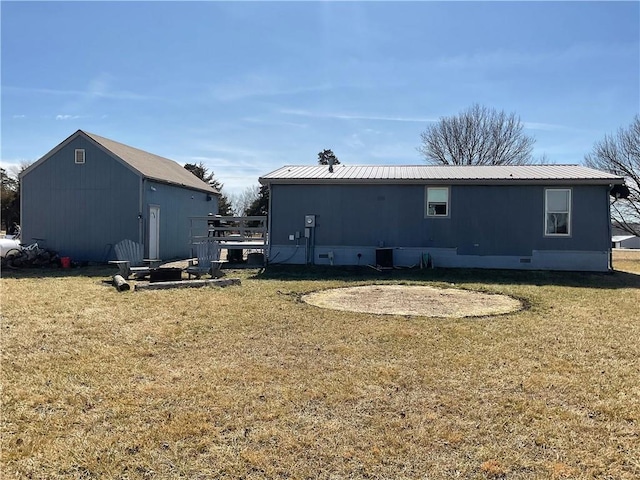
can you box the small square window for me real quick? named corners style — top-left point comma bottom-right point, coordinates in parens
top-left (426, 187), bottom-right (449, 217)
top-left (75, 149), bottom-right (85, 164)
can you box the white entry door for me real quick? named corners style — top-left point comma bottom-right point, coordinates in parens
top-left (149, 205), bottom-right (160, 260)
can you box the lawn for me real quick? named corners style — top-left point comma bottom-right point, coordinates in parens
top-left (1, 251), bottom-right (639, 479)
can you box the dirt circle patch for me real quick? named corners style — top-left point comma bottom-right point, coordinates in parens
top-left (302, 284), bottom-right (522, 318)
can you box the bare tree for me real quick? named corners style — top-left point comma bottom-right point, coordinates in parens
top-left (245, 185), bottom-right (269, 217)
top-left (418, 104), bottom-right (535, 165)
top-left (585, 115), bottom-right (640, 236)
top-left (229, 185), bottom-right (260, 216)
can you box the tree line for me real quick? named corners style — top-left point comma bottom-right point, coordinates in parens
top-left (182, 148), bottom-right (344, 219)
top-left (1, 168), bottom-right (20, 232)
top-left (182, 162), bottom-right (267, 218)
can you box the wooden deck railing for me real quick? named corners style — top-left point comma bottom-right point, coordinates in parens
top-left (189, 216), bottom-right (267, 247)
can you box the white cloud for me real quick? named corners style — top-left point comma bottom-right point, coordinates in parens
top-left (345, 133), bottom-right (365, 149)
top-left (55, 114), bottom-right (81, 120)
top-left (523, 122), bottom-right (571, 132)
top-left (0, 159), bottom-right (30, 176)
top-left (432, 42), bottom-right (638, 72)
top-left (241, 117), bottom-right (308, 129)
top-left (209, 74), bottom-right (335, 102)
top-left (280, 108), bottom-right (437, 123)
top-left (5, 75), bottom-right (160, 102)
top-left (174, 148), bottom-right (279, 195)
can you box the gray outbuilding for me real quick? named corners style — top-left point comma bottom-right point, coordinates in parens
top-left (612, 225), bottom-right (640, 249)
top-left (260, 164), bottom-right (625, 272)
top-left (20, 130), bottom-right (219, 262)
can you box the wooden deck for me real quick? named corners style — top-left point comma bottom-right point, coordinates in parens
top-left (189, 215), bottom-right (268, 264)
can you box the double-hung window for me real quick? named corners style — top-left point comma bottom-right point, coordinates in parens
top-left (545, 188), bottom-right (571, 236)
top-left (426, 187), bottom-right (450, 217)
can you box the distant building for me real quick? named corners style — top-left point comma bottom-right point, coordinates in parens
top-left (612, 225), bottom-right (640, 249)
top-left (20, 130), bottom-right (219, 262)
top-left (260, 164), bottom-right (625, 272)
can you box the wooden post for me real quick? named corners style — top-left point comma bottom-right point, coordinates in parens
top-left (135, 278), bottom-right (240, 291)
top-left (113, 274), bottom-right (130, 292)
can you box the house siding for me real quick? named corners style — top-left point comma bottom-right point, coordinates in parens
top-left (268, 183), bottom-right (612, 271)
top-left (142, 180), bottom-right (217, 260)
top-left (21, 136), bottom-right (140, 262)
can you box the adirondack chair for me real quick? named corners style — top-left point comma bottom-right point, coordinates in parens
top-left (186, 239), bottom-right (223, 279)
top-left (111, 239), bottom-right (160, 278)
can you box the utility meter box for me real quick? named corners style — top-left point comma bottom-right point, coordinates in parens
top-left (304, 215), bottom-right (316, 227)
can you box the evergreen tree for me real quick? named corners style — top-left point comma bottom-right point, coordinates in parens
top-left (184, 162), bottom-right (233, 215)
top-left (1, 167), bottom-right (23, 231)
top-left (245, 185), bottom-right (269, 217)
top-left (317, 149), bottom-right (340, 166)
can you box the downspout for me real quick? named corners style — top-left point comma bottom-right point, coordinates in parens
top-left (267, 183), bottom-right (273, 263)
top-left (139, 177), bottom-right (145, 246)
top-left (607, 186), bottom-right (614, 271)
top-left (19, 175), bottom-right (23, 236)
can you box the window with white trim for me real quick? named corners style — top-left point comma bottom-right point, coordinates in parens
top-left (426, 186), bottom-right (449, 217)
top-left (75, 149), bottom-right (85, 164)
top-left (545, 188), bottom-right (571, 236)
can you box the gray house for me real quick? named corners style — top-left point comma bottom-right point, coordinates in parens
top-left (259, 164), bottom-right (625, 272)
top-left (20, 130), bottom-right (218, 262)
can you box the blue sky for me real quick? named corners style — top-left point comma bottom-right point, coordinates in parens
top-left (2, 1), bottom-right (639, 195)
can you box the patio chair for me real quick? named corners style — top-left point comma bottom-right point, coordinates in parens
top-left (186, 239), bottom-right (223, 279)
top-left (111, 239), bottom-right (161, 278)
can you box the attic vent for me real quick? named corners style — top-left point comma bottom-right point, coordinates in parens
top-left (75, 149), bottom-right (85, 164)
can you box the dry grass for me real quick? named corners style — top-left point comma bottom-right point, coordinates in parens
top-left (613, 248), bottom-right (640, 274)
top-left (1, 251), bottom-right (639, 479)
top-left (302, 285), bottom-right (523, 318)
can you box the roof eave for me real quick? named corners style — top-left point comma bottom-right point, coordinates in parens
top-left (146, 177), bottom-right (219, 194)
top-left (260, 177), bottom-right (624, 186)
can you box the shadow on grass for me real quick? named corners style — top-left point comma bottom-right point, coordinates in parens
top-left (0, 265), bottom-right (116, 280)
top-left (3, 263), bottom-right (639, 290)
top-left (251, 264), bottom-right (640, 290)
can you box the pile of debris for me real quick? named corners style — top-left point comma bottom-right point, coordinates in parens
top-left (1, 243), bottom-right (61, 269)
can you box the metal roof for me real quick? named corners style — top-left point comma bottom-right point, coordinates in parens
top-left (612, 235), bottom-right (637, 242)
top-left (260, 164), bottom-right (624, 185)
top-left (83, 131), bottom-right (217, 193)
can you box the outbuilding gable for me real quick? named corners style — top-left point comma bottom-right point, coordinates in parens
top-left (22, 130), bottom-right (217, 195)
